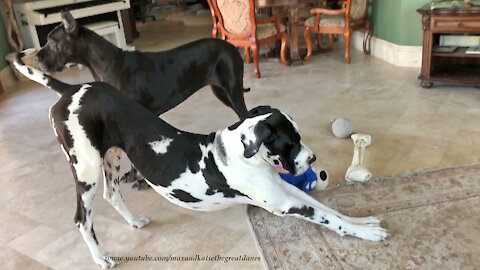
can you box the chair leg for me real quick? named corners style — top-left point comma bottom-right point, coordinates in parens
top-left (244, 47), bottom-right (251, 64)
top-left (303, 27), bottom-right (312, 61)
top-left (363, 20), bottom-right (371, 55)
top-left (315, 34), bottom-right (321, 50)
top-left (328, 34), bottom-right (334, 51)
top-left (280, 32), bottom-right (289, 66)
top-left (344, 30), bottom-right (351, 64)
top-left (252, 43), bottom-right (261, 78)
top-left (265, 43), bottom-right (274, 57)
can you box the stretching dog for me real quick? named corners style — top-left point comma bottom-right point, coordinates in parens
top-left (36, 11), bottom-right (250, 189)
top-left (15, 55), bottom-right (387, 269)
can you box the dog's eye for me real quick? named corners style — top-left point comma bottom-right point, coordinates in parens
top-left (273, 160), bottom-right (280, 165)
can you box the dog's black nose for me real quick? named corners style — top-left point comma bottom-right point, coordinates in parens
top-left (308, 155), bottom-right (316, 164)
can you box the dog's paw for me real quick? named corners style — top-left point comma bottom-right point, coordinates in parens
top-left (94, 255), bottom-right (117, 269)
top-left (348, 224), bottom-right (388, 242)
top-left (129, 215), bottom-right (151, 229)
top-left (131, 180), bottom-right (150, 190)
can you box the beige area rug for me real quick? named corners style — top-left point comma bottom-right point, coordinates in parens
top-left (247, 164), bottom-right (480, 270)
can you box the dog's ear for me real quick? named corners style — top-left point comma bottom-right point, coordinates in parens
top-left (242, 121), bottom-right (273, 158)
top-left (248, 106), bottom-right (272, 117)
top-left (61, 10), bottom-right (78, 34)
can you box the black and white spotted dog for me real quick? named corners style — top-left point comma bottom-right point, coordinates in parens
top-left (15, 55), bottom-right (387, 268)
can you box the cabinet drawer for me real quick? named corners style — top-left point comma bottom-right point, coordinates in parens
top-left (432, 17), bottom-right (480, 33)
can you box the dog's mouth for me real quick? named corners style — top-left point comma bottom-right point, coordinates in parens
top-left (273, 163), bottom-right (289, 174)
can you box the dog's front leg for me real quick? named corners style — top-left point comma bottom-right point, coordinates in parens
top-left (268, 179), bottom-right (388, 241)
top-left (103, 148), bottom-right (151, 228)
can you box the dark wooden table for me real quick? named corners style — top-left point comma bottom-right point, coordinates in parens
top-left (255, 0), bottom-right (327, 66)
top-left (417, 4), bottom-right (480, 88)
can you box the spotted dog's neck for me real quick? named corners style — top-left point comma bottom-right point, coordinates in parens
top-left (214, 133), bottom-right (228, 166)
top-left (214, 114), bottom-right (273, 170)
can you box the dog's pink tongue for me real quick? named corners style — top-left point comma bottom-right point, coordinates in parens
top-left (274, 164), bottom-right (283, 170)
top-left (274, 164), bottom-right (288, 173)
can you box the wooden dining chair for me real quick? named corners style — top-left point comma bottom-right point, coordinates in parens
top-left (303, 0), bottom-right (371, 64)
top-left (207, 0), bottom-right (289, 78)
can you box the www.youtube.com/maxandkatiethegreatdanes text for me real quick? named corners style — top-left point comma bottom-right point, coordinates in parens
top-left (104, 254), bottom-right (261, 264)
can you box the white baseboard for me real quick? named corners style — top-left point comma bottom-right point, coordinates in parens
top-left (344, 32), bottom-right (422, 68)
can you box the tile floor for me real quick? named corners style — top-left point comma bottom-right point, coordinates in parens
top-left (1, 20), bottom-right (479, 270)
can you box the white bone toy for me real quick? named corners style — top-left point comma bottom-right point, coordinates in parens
top-left (345, 133), bottom-right (372, 182)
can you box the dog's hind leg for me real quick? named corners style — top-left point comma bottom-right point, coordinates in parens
top-left (103, 148), bottom-right (151, 228)
top-left (225, 66), bottom-right (249, 118)
top-left (211, 85), bottom-right (248, 118)
top-left (211, 85), bottom-right (233, 108)
top-left (264, 178), bottom-right (388, 242)
top-left (70, 155), bottom-right (116, 269)
top-left (229, 85), bottom-right (249, 118)
top-left (211, 55), bottom-right (249, 118)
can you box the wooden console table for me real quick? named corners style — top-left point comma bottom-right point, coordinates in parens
top-left (417, 4), bottom-right (480, 88)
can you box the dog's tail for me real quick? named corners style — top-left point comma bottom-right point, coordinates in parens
top-left (13, 52), bottom-right (71, 95)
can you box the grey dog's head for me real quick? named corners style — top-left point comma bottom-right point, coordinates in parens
top-left (35, 11), bottom-right (83, 73)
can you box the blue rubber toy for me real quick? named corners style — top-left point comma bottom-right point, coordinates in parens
top-left (279, 166), bottom-right (327, 193)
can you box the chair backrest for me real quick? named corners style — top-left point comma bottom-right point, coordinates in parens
top-left (347, 0), bottom-right (369, 21)
top-left (208, 0), bottom-right (256, 39)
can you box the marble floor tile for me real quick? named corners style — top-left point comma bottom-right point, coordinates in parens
top-left (0, 210), bottom-right (38, 246)
top-left (8, 224), bottom-right (61, 259)
top-left (0, 246), bottom-right (51, 270)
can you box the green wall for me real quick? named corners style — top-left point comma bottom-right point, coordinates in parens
top-left (369, 0), bottom-right (431, 46)
top-left (0, 18), bottom-right (11, 69)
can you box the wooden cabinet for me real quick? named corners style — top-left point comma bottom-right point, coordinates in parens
top-left (417, 5), bottom-right (480, 88)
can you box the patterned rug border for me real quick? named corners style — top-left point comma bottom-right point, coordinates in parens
top-left (245, 205), bottom-right (270, 270)
top-left (245, 163), bottom-right (480, 270)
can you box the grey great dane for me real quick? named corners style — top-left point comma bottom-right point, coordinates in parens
top-left (35, 11), bottom-right (250, 190)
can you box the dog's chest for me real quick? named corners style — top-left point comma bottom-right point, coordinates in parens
top-left (144, 170), bottom-right (243, 211)
top-left (143, 141), bottom-right (250, 211)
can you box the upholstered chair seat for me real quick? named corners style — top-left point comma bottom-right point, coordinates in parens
top-left (303, 0), bottom-right (371, 64)
top-left (304, 15), bottom-right (345, 28)
top-left (256, 22), bottom-right (286, 39)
